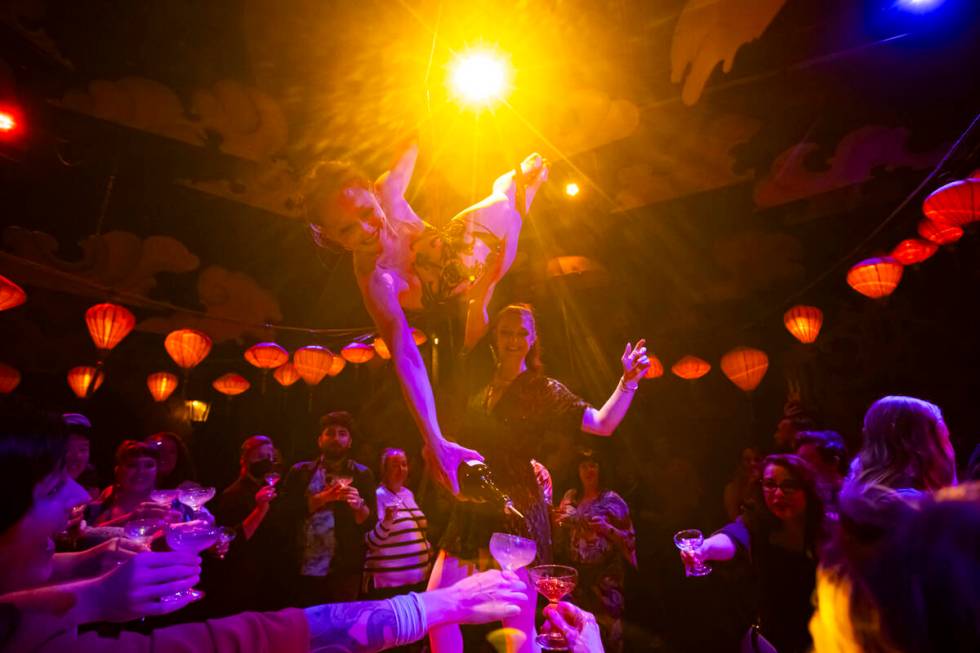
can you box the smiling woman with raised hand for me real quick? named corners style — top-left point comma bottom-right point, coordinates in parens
top-left (302, 143), bottom-right (549, 496)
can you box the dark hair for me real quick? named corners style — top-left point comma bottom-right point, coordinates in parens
top-left (320, 411), bottom-right (355, 434)
top-left (62, 413), bottom-right (92, 439)
top-left (491, 303), bottom-right (543, 372)
top-left (743, 454), bottom-right (829, 555)
top-left (145, 431), bottom-right (196, 489)
top-left (115, 440), bottom-right (159, 466)
top-left (571, 448), bottom-right (608, 495)
top-left (0, 406), bottom-right (69, 534)
top-left (795, 430), bottom-right (849, 474)
top-left (824, 485), bottom-right (980, 653)
top-left (850, 396), bottom-right (956, 493)
top-left (301, 160), bottom-right (372, 249)
top-left (240, 434), bottom-right (273, 459)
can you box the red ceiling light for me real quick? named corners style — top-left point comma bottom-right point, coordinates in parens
top-left (0, 105), bottom-right (22, 137)
top-left (671, 356), bottom-right (711, 380)
top-left (890, 238), bottom-right (938, 266)
top-left (922, 174), bottom-right (980, 227)
top-left (846, 257), bottom-right (903, 299)
top-left (720, 347), bottom-right (769, 392)
top-left (0, 275), bottom-right (26, 311)
top-left (783, 305), bottom-right (824, 344)
top-left (917, 219), bottom-right (963, 246)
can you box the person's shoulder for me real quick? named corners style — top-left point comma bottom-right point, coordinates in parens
top-left (289, 460), bottom-right (316, 474)
top-left (349, 459), bottom-right (372, 475)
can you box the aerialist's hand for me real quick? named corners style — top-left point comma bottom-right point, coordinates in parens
top-left (423, 438), bottom-right (485, 496)
top-left (621, 339), bottom-right (651, 383)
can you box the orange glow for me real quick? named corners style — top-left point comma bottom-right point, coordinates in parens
top-left (146, 372), bottom-right (179, 402)
top-left (341, 342), bottom-right (375, 364)
top-left (327, 355), bottom-right (347, 377)
top-left (0, 275), bottom-right (26, 311)
top-left (186, 399), bottom-right (211, 423)
top-left (917, 219), bottom-right (963, 245)
top-left (213, 373), bottom-right (250, 396)
top-left (0, 112), bottom-right (15, 132)
top-left (846, 257), bottom-right (903, 299)
top-left (891, 238), bottom-right (938, 265)
top-left (85, 303), bottom-right (135, 352)
top-left (244, 342), bottom-right (289, 369)
top-left (671, 356), bottom-right (711, 380)
top-left (293, 346), bottom-right (334, 385)
top-left (164, 329), bottom-right (212, 369)
top-left (644, 356), bottom-right (664, 379)
top-left (720, 347), bottom-right (769, 392)
top-left (67, 366), bottom-right (104, 398)
top-left (274, 361), bottom-right (301, 386)
top-left (0, 363), bottom-right (21, 394)
top-left (448, 47), bottom-right (511, 107)
top-left (922, 175), bottom-right (980, 227)
top-left (373, 337), bottom-right (392, 360)
top-left (412, 328), bottom-right (428, 346)
top-left (783, 305), bottom-right (823, 344)
top-left (564, 182), bottom-right (581, 197)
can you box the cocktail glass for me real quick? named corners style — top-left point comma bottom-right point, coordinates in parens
top-left (674, 528), bottom-right (711, 577)
top-left (123, 518), bottom-right (165, 551)
top-left (489, 532), bottom-right (537, 571)
top-left (161, 521), bottom-right (218, 603)
top-left (150, 489), bottom-right (181, 508)
top-left (215, 526), bottom-right (236, 560)
top-left (528, 564), bottom-right (578, 650)
top-left (264, 472), bottom-right (281, 487)
top-left (178, 485), bottom-right (216, 519)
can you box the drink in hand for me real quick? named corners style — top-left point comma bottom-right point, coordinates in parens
top-left (674, 528), bottom-right (711, 577)
top-left (457, 460), bottom-right (526, 521)
top-left (264, 472), bottom-right (281, 487)
top-left (161, 521), bottom-right (218, 602)
top-left (528, 564), bottom-right (579, 650)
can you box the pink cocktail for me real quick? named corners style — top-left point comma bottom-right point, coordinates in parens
top-left (528, 564), bottom-right (578, 650)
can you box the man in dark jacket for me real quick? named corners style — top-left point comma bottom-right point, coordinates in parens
top-left (283, 411), bottom-right (374, 605)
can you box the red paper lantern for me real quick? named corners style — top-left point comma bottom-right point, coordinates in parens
top-left (213, 373), bottom-right (250, 396)
top-left (85, 303), bottom-right (136, 352)
top-left (0, 363), bottom-right (21, 393)
top-left (373, 337), bottom-right (392, 360)
top-left (783, 305), bottom-right (823, 344)
top-left (67, 366), bottom-right (104, 398)
top-left (341, 342), bottom-right (375, 364)
top-left (147, 372), bottom-right (179, 402)
top-left (917, 219), bottom-right (963, 245)
top-left (273, 361), bottom-right (301, 386)
top-left (0, 275), bottom-right (26, 311)
top-left (165, 329), bottom-right (212, 369)
top-left (412, 328), bottom-right (427, 346)
top-left (890, 238), bottom-right (938, 266)
top-left (327, 355), bottom-right (347, 377)
top-left (293, 346), bottom-right (334, 385)
top-left (671, 356), bottom-right (711, 380)
top-left (644, 356), bottom-right (664, 379)
top-left (846, 257), bottom-right (903, 299)
top-left (720, 347), bottom-right (769, 392)
top-left (922, 175), bottom-right (980, 227)
top-left (244, 342), bottom-right (289, 369)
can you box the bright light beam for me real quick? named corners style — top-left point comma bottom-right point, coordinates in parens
top-left (448, 48), bottom-right (511, 108)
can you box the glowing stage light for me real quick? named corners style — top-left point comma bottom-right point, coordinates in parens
top-left (448, 48), bottom-right (511, 107)
top-left (564, 182), bottom-right (580, 197)
top-left (0, 113), bottom-right (15, 132)
top-left (894, 0), bottom-right (945, 13)
top-left (0, 105), bottom-right (22, 137)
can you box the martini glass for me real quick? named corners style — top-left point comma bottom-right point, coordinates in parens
top-left (528, 564), bottom-right (578, 650)
top-left (150, 489), bottom-right (181, 508)
top-left (215, 526), bottom-right (237, 560)
top-left (674, 529), bottom-right (711, 577)
top-left (161, 521), bottom-right (218, 603)
top-left (264, 471), bottom-right (281, 487)
top-left (123, 518), bottom-right (165, 551)
top-left (489, 532), bottom-right (537, 571)
top-left (178, 485), bottom-right (216, 520)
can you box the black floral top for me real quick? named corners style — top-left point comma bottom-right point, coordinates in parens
top-left (440, 371), bottom-right (590, 562)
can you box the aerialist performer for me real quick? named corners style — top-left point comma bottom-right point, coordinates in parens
top-left (301, 142), bottom-right (548, 495)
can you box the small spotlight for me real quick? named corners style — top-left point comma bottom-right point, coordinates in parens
top-left (0, 107), bottom-right (21, 135)
top-left (448, 48), bottom-right (511, 107)
top-left (895, 0), bottom-right (945, 13)
top-left (564, 182), bottom-right (581, 197)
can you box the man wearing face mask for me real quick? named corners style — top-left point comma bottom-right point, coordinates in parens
top-left (283, 411), bottom-right (375, 606)
top-left (208, 435), bottom-right (289, 613)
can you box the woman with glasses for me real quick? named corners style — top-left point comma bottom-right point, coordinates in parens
top-left (679, 454), bottom-right (831, 653)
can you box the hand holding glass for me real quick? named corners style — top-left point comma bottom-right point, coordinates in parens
top-left (178, 485), bottom-right (216, 518)
top-left (674, 529), bottom-right (711, 577)
top-left (528, 564), bottom-right (579, 650)
top-left (264, 472), bottom-right (281, 487)
top-left (123, 519), bottom-right (165, 551)
top-left (161, 521), bottom-right (218, 603)
top-left (489, 532), bottom-right (537, 571)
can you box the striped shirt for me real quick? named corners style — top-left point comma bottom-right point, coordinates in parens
top-left (364, 486), bottom-right (432, 589)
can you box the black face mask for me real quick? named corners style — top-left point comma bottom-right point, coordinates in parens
top-left (248, 459), bottom-right (275, 478)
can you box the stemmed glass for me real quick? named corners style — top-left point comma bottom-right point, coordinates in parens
top-left (263, 471), bottom-right (281, 487)
top-left (215, 526), bottom-right (236, 560)
top-left (178, 485), bottom-right (216, 520)
top-left (528, 564), bottom-right (579, 651)
top-left (123, 518), bottom-right (165, 551)
top-left (674, 529), bottom-right (711, 577)
top-left (161, 521), bottom-right (219, 603)
top-left (489, 532), bottom-right (537, 571)
top-left (150, 489), bottom-right (181, 508)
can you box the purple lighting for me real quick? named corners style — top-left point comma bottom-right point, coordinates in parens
top-left (895, 0), bottom-right (946, 13)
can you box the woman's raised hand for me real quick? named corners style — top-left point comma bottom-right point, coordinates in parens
top-left (621, 339), bottom-right (651, 383)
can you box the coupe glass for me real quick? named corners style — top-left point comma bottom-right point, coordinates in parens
top-left (178, 485), bottom-right (216, 518)
top-left (528, 564), bottom-right (579, 650)
top-left (674, 528), bottom-right (711, 577)
top-left (215, 526), bottom-right (237, 560)
top-left (264, 472), bottom-right (281, 487)
top-left (149, 489), bottom-right (181, 509)
top-left (123, 518), bottom-right (164, 551)
top-left (161, 521), bottom-right (219, 602)
top-left (489, 532), bottom-right (537, 571)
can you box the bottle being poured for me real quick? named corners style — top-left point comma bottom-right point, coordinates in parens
top-left (457, 459), bottom-right (526, 521)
